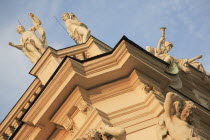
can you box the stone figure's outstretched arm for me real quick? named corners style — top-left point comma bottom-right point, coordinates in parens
top-left (156, 37), bottom-right (165, 53)
top-left (28, 13), bottom-right (41, 26)
top-left (28, 13), bottom-right (48, 48)
top-left (164, 92), bottom-right (176, 118)
top-left (8, 42), bottom-right (23, 50)
top-left (188, 55), bottom-right (203, 63)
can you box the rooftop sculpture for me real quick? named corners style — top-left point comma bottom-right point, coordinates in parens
top-left (62, 12), bottom-right (91, 44)
top-left (146, 27), bottom-right (205, 74)
top-left (9, 13), bottom-right (48, 64)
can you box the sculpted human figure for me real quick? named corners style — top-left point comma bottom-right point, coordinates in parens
top-left (175, 55), bottom-right (205, 73)
top-left (62, 12), bottom-right (90, 44)
top-left (156, 92), bottom-right (200, 140)
top-left (28, 13), bottom-right (48, 48)
top-left (146, 36), bottom-right (179, 74)
top-left (9, 13), bottom-right (47, 64)
top-left (146, 36), bottom-right (174, 64)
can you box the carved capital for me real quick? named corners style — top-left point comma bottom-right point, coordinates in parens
top-left (57, 116), bottom-right (76, 131)
top-left (76, 100), bottom-right (91, 114)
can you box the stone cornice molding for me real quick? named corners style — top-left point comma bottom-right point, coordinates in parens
top-left (57, 36), bottom-right (112, 58)
top-left (12, 124), bottom-right (41, 140)
top-left (30, 47), bottom-right (60, 76)
top-left (51, 86), bottom-right (92, 129)
top-left (89, 70), bottom-right (162, 104)
top-left (0, 78), bottom-right (42, 139)
top-left (22, 58), bottom-right (76, 125)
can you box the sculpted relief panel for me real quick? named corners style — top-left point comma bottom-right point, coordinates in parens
top-left (156, 92), bottom-right (200, 140)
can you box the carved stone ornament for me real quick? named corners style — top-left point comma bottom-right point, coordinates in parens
top-left (9, 13), bottom-right (48, 64)
top-left (74, 129), bottom-right (102, 140)
top-left (62, 12), bottom-right (91, 44)
top-left (156, 92), bottom-right (200, 140)
top-left (57, 116), bottom-right (76, 132)
top-left (76, 100), bottom-right (91, 114)
top-left (74, 126), bottom-right (126, 140)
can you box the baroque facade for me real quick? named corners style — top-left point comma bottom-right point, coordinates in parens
top-left (1, 13), bottom-right (210, 140)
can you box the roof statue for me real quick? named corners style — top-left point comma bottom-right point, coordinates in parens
top-left (9, 13), bottom-right (48, 64)
top-left (175, 55), bottom-right (205, 73)
top-left (146, 27), bottom-right (179, 74)
top-left (146, 27), bottom-right (205, 74)
top-left (62, 12), bottom-right (91, 44)
top-left (156, 92), bottom-right (200, 140)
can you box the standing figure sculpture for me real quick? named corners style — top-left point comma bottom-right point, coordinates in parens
top-left (156, 92), bottom-right (200, 140)
top-left (9, 13), bottom-right (48, 64)
top-left (62, 12), bottom-right (91, 44)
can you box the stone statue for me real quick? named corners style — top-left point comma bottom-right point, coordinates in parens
top-left (146, 36), bottom-right (179, 74)
top-left (9, 13), bottom-right (47, 64)
top-left (156, 92), bottom-right (200, 140)
top-left (28, 13), bottom-right (48, 48)
top-left (74, 126), bottom-right (126, 140)
top-left (146, 27), bottom-right (205, 74)
top-left (146, 27), bottom-right (174, 64)
top-left (62, 12), bottom-right (90, 44)
top-left (175, 55), bottom-right (205, 73)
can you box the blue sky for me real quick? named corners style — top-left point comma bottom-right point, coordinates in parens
top-left (0, 0), bottom-right (210, 122)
